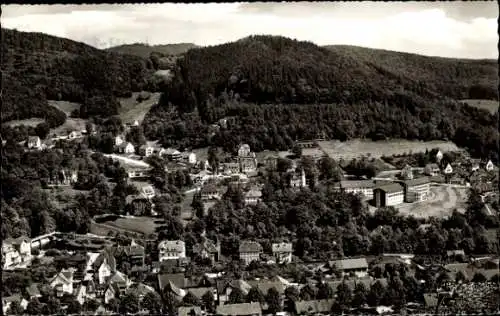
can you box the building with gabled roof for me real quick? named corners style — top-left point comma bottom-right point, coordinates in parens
top-left (424, 163), bottom-right (440, 176)
top-left (158, 240), bottom-right (186, 261)
top-left (444, 163), bottom-right (453, 174)
top-left (193, 238), bottom-right (220, 263)
top-left (239, 241), bottom-right (263, 265)
top-left (27, 136), bottom-right (42, 150)
top-left (272, 242), bottom-right (293, 264)
top-left (244, 188), bottom-right (262, 205)
top-left (50, 268), bottom-right (76, 296)
top-left (400, 164), bottom-right (414, 180)
top-left (116, 142), bottom-right (135, 154)
top-left (294, 299), bottom-right (335, 315)
top-left (330, 258), bottom-right (369, 278)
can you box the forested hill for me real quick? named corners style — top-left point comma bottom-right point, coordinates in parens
top-left (1, 28), bottom-right (158, 125)
top-left (107, 43), bottom-right (198, 58)
top-left (144, 35), bottom-right (499, 162)
top-left (325, 45), bottom-right (498, 100)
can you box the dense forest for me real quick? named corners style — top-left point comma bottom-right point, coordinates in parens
top-left (142, 35), bottom-right (498, 161)
top-left (1, 28), bottom-right (158, 124)
top-left (107, 43), bottom-right (198, 58)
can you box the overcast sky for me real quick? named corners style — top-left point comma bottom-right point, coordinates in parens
top-left (2, 2), bottom-right (498, 58)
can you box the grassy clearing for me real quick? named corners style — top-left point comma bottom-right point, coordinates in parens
top-left (3, 118), bottom-right (45, 127)
top-left (48, 100), bottom-right (81, 116)
top-left (180, 191), bottom-right (195, 221)
top-left (118, 92), bottom-right (161, 124)
top-left (460, 99), bottom-right (499, 114)
top-left (96, 216), bottom-right (162, 235)
top-left (319, 139), bottom-right (462, 161)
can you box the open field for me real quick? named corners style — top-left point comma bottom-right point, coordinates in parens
top-left (48, 100), bottom-right (81, 116)
top-left (318, 139), bottom-right (463, 161)
top-left (395, 185), bottom-right (469, 218)
top-left (180, 190), bottom-right (195, 221)
top-left (460, 99), bottom-right (499, 114)
top-left (118, 92), bottom-right (161, 124)
top-left (92, 216), bottom-right (163, 236)
top-left (3, 118), bottom-right (45, 127)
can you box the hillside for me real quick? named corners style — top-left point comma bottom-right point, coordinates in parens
top-left (143, 35), bottom-right (499, 162)
top-left (326, 45), bottom-right (498, 100)
top-left (1, 28), bottom-right (157, 126)
top-left (107, 43), bottom-right (198, 58)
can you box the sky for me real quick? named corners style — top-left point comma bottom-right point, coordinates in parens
top-left (2, 2), bottom-right (498, 59)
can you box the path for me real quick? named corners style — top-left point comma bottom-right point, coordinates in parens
top-left (103, 154), bottom-right (150, 168)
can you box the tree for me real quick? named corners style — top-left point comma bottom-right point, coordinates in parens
top-left (367, 280), bottom-right (385, 307)
top-left (26, 298), bottom-right (43, 315)
top-left (7, 300), bottom-right (24, 315)
top-left (300, 284), bottom-right (316, 300)
top-left (163, 292), bottom-right (180, 315)
top-left (229, 287), bottom-right (246, 304)
top-left (247, 286), bottom-right (265, 304)
top-left (291, 145), bottom-right (302, 158)
top-left (191, 191), bottom-right (205, 218)
top-left (142, 292), bottom-right (162, 314)
top-left (201, 291), bottom-right (215, 313)
top-left (119, 291), bottom-right (140, 314)
top-left (66, 298), bottom-right (82, 315)
top-left (352, 282), bottom-right (368, 308)
top-left (472, 272), bottom-right (487, 282)
top-left (316, 282), bottom-right (334, 299)
top-left (318, 156), bottom-right (341, 181)
top-left (334, 282), bottom-right (352, 312)
top-left (182, 292), bottom-right (202, 306)
top-left (266, 287), bottom-right (282, 314)
top-left (35, 122), bottom-right (50, 139)
top-left (207, 147), bottom-right (220, 173)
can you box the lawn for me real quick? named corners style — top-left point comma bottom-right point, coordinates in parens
top-left (118, 92), bottom-right (161, 125)
top-left (395, 185), bottom-right (469, 218)
top-left (93, 216), bottom-right (164, 236)
top-left (48, 100), bottom-right (81, 116)
top-left (3, 118), bottom-right (45, 127)
top-left (180, 190), bottom-right (195, 221)
top-left (460, 99), bottom-right (499, 114)
top-left (318, 139), bottom-right (462, 161)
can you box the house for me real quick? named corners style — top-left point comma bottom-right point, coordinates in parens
top-left (373, 183), bottom-right (404, 207)
top-left (193, 238), bottom-right (220, 263)
top-left (446, 249), bottom-right (465, 258)
top-left (27, 136), bottom-right (42, 150)
top-left (126, 168), bottom-right (149, 179)
top-left (436, 150), bottom-right (443, 162)
top-left (186, 287), bottom-right (217, 302)
top-left (200, 184), bottom-right (223, 201)
top-left (68, 131), bottom-right (83, 140)
top-left (216, 302), bottom-right (262, 316)
top-left (138, 144), bottom-right (155, 157)
top-left (239, 156), bottom-right (258, 174)
top-left (117, 142), bottom-right (135, 154)
top-left (178, 306), bottom-right (202, 316)
top-left (181, 152), bottom-right (197, 164)
top-left (246, 279), bottom-right (286, 296)
top-left (402, 177), bottom-right (430, 203)
top-left (272, 242), bottom-right (293, 264)
top-left (444, 163), bottom-right (453, 174)
top-left (294, 299), bottom-right (335, 315)
top-left (424, 163), bottom-right (440, 176)
top-left (140, 185), bottom-right (155, 199)
top-left (333, 180), bottom-right (378, 200)
top-left (50, 268), bottom-right (76, 296)
top-left (217, 279), bottom-right (253, 305)
top-left (2, 294), bottom-right (28, 315)
top-left (2, 237), bottom-right (31, 269)
top-left (400, 164), bottom-right (413, 180)
top-left (25, 283), bottom-right (42, 300)
top-left (73, 284), bottom-right (87, 305)
top-left (244, 188), bottom-right (262, 205)
top-left (165, 148), bottom-right (182, 161)
top-left (124, 240), bottom-right (145, 267)
top-left (222, 162), bottom-right (241, 175)
top-left (485, 160), bottom-right (495, 172)
top-left (109, 271), bottom-right (131, 292)
top-left (160, 279), bottom-right (187, 300)
top-left (91, 251), bottom-right (116, 285)
top-left (158, 240), bottom-right (186, 261)
top-left (330, 258), bottom-right (369, 278)
top-left (114, 135), bottom-right (125, 146)
top-left (158, 273), bottom-right (187, 291)
top-left (238, 144), bottom-right (252, 157)
top-left (290, 169), bottom-right (307, 188)
top-left (104, 283), bottom-right (120, 304)
top-left (239, 241), bottom-right (263, 265)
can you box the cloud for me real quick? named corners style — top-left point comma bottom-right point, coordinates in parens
top-left (1, 2), bottom-right (497, 59)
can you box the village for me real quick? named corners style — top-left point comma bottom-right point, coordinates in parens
top-left (2, 117), bottom-right (499, 316)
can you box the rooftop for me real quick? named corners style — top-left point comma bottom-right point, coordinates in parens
top-left (375, 183), bottom-right (404, 193)
top-left (403, 176), bottom-right (431, 187)
top-left (239, 241), bottom-right (263, 253)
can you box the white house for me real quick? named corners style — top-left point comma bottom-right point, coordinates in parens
top-left (272, 243), bottom-right (293, 264)
top-left (27, 136), bottom-right (42, 150)
top-left (2, 237), bottom-right (31, 269)
top-left (2, 295), bottom-right (28, 315)
top-left (444, 163), bottom-right (453, 174)
top-left (436, 150), bottom-right (443, 162)
top-left (139, 144), bottom-right (155, 157)
top-left (182, 152), bottom-right (197, 164)
top-left (140, 185), bottom-right (156, 199)
top-left (158, 240), bottom-right (186, 261)
top-left (238, 144), bottom-right (252, 157)
top-left (50, 268), bottom-right (75, 296)
top-left (115, 135), bottom-right (125, 147)
top-left (117, 142), bottom-right (135, 154)
top-left (486, 160), bottom-right (495, 172)
top-left (244, 188), bottom-right (262, 205)
top-left (68, 131), bottom-right (83, 140)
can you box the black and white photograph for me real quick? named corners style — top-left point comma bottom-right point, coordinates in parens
top-left (1, 1), bottom-right (499, 315)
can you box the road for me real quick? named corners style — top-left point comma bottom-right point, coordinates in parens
top-left (103, 154), bottom-right (150, 168)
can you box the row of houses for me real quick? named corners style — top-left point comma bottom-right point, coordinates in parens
top-left (200, 184), bottom-right (263, 206)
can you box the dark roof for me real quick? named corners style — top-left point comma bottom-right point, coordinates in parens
top-left (216, 279), bottom-right (252, 295)
top-left (331, 258), bottom-right (368, 270)
top-left (246, 280), bottom-right (285, 295)
top-left (423, 293), bottom-right (438, 307)
top-left (158, 273), bottom-right (186, 290)
top-left (294, 299), bottom-right (335, 314)
top-left (124, 241), bottom-right (145, 257)
top-left (216, 302), bottom-right (262, 316)
top-left (239, 241), bottom-right (263, 253)
top-left (91, 250), bottom-right (116, 272)
top-left (337, 180), bottom-right (375, 189)
top-left (403, 177), bottom-right (430, 187)
top-left (187, 287), bottom-right (214, 299)
top-left (374, 183), bottom-right (404, 193)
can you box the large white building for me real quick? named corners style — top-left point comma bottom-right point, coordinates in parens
top-left (158, 240), bottom-right (186, 261)
top-left (333, 180), bottom-right (379, 200)
top-left (402, 177), bottom-right (430, 203)
top-left (374, 183), bottom-right (404, 207)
